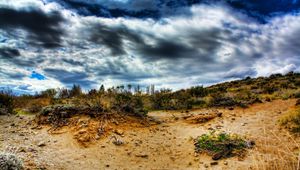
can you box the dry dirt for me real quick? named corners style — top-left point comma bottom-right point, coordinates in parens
top-left (1, 99), bottom-right (300, 170)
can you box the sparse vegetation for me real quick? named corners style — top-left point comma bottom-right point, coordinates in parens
top-left (0, 91), bottom-right (14, 115)
top-left (1, 72), bottom-right (299, 117)
top-left (194, 131), bottom-right (254, 160)
top-left (280, 106), bottom-right (300, 133)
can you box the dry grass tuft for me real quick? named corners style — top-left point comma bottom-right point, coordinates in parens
top-left (250, 130), bottom-right (300, 170)
top-left (279, 106), bottom-right (300, 133)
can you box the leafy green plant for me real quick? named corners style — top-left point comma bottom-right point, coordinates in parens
top-left (194, 131), bottom-right (252, 160)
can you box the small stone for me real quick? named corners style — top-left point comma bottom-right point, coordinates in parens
top-left (37, 141), bottom-right (46, 147)
top-left (114, 129), bottom-right (124, 136)
top-left (78, 129), bottom-right (87, 134)
top-left (18, 147), bottom-right (26, 153)
top-left (204, 164), bottom-right (209, 168)
top-left (224, 161), bottom-right (228, 165)
top-left (241, 123), bottom-right (247, 126)
top-left (28, 148), bottom-right (37, 152)
top-left (216, 125), bottom-right (223, 129)
top-left (95, 135), bottom-right (100, 140)
top-left (135, 153), bottom-right (148, 158)
top-left (210, 162), bottom-right (218, 166)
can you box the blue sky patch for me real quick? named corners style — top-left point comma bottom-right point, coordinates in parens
top-left (30, 71), bottom-right (46, 80)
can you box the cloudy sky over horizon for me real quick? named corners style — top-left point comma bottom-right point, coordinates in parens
top-left (1, 0), bottom-right (300, 94)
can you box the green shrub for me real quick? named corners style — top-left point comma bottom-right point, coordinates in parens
top-left (294, 92), bottom-right (300, 98)
top-left (113, 92), bottom-right (147, 117)
top-left (209, 94), bottom-right (239, 107)
top-left (0, 91), bottom-right (14, 115)
top-left (188, 86), bottom-right (208, 97)
top-left (39, 88), bottom-right (57, 98)
top-left (150, 89), bottom-right (173, 110)
top-left (194, 131), bottom-right (252, 160)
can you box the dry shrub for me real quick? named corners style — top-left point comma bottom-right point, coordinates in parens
top-left (279, 106), bottom-right (300, 133)
top-left (209, 94), bottom-right (239, 107)
top-left (0, 152), bottom-right (23, 170)
top-left (0, 92), bottom-right (14, 115)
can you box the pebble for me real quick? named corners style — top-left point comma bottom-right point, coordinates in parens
top-left (114, 129), bottom-right (124, 136)
top-left (135, 153), bottom-right (148, 158)
top-left (37, 141), bottom-right (46, 147)
top-left (210, 162), bottom-right (218, 166)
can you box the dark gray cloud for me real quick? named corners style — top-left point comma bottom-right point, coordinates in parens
top-left (88, 23), bottom-right (226, 62)
top-left (1, 1), bottom-right (300, 93)
top-left (0, 7), bottom-right (65, 48)
top-left (62, 58), bottom-right (83, 66)
top-left (0, 47), bottom-right (20, 58)
top-left (45, 0), bottom-right (194, 19)
top-left (44, 0), bottom-right (300, 23)
top-left (89, 23), bottom-right (144, 56)
top-left (223, 67), bottom-right (257, 79)
top-left (43, 68), bottom-right (96, 88)
top-left (0, 69), bottom-right (26, 79)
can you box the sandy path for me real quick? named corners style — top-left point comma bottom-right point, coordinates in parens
top-left (0, 99), bottom-right (299, 170)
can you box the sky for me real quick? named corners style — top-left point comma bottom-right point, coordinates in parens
top-left (1, 0), bottom-right (300, 94)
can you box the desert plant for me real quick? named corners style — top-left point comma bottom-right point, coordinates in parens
top-left (0, 91), bottom-right (14, 115)
top-left (294, 91), bottom-right (300, 98)
top-left (279, 106), bottom-right (300, 133)
top-left (209, 93), bottom-right (239, 107)
top-left (69, 84), bottom-right (82, 97)
top-left (188, 86), bottom-right (208, 97)
top-left (0, 152), bottom-right (23, 170)
top-left (113, 92), bottom-right (147, 117)
top-left (194, 131), bottom-right (253, 160)
top-left (39, 88), bottom-right (57, 98)
top-left (58, 88), bottom-right (70, 98)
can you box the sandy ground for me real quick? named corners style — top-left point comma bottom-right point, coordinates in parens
top-left (1, 99), bottom-right (300, 170)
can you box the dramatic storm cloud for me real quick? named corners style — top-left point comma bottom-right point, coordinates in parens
top-left (0, 0), bottom-right (300, 94)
